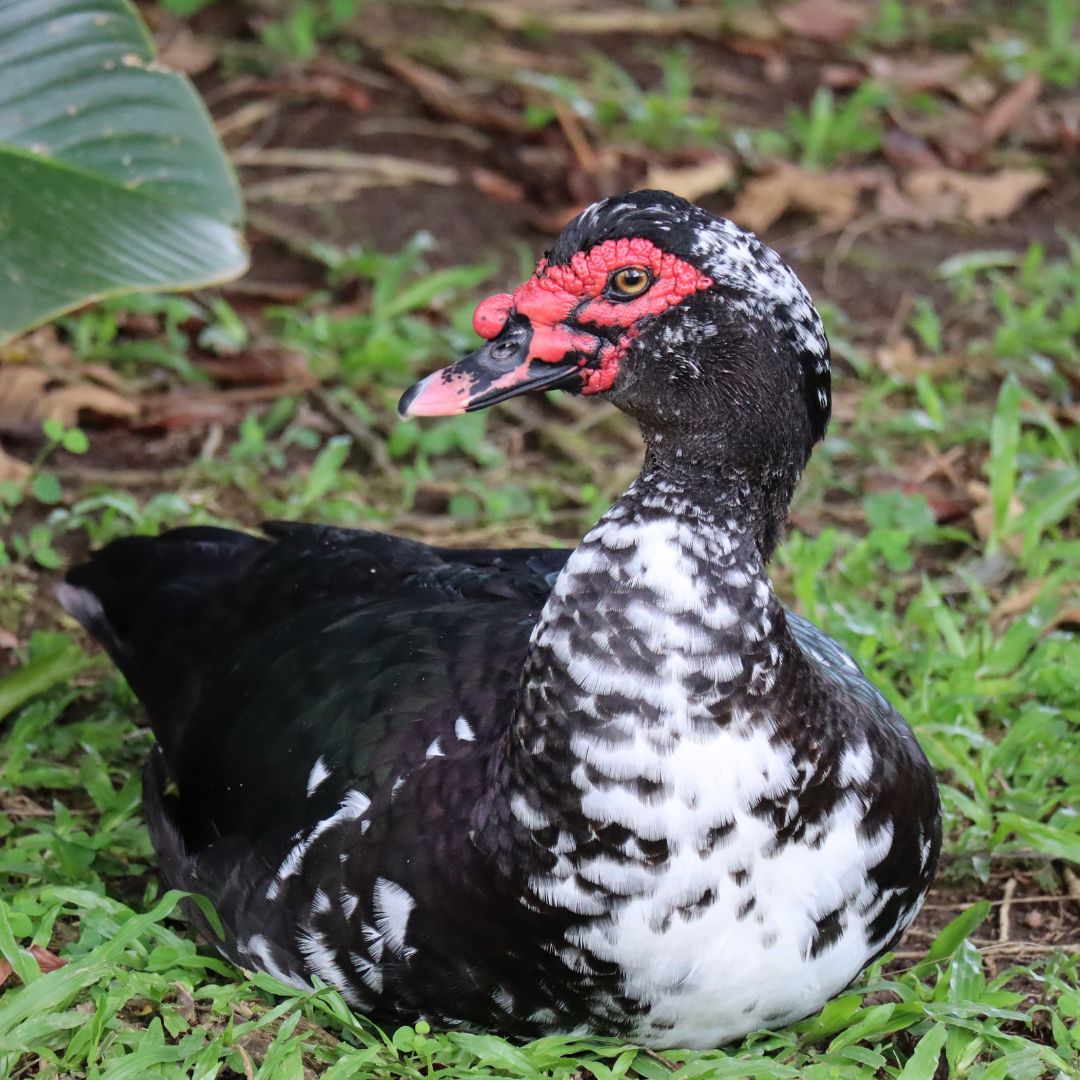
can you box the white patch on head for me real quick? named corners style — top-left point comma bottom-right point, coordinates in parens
top-left (685, 212), bottom-right (829, 361)
top-left (455, 715), bottom-right (475, 741)
top-left (306, 756), bottom-right (331, 796)
top-left (372, 878), bottom-right (415, 957)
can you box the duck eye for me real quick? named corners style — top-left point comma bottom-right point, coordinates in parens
top-left (608, 266), bottom-right (651, 299)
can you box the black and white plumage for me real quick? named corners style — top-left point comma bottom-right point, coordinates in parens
top-left (61, 190), bottom-right (940, 1049)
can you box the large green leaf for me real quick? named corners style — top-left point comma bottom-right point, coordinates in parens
top-left (0, 0), bottom-right (247, 341)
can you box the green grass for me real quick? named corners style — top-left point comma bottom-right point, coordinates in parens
top-left (1, 234), bottom-right (1079, 1076)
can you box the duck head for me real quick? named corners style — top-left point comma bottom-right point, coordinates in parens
top-left (399, 190), bottom-right (831, 479)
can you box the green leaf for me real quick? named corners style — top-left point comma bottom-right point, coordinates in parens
top-left (60, 428), bottom-right (90, 454)
top-left (987, 376), bottom-right (1021, 549)
top-left (993, 812), bottom-right (1080, 863)
top-left (0, 636), bottom-right (94, 723)
top-left (31, 472), bottom-right (63, 506)
top-left (0, 900), bottom-right (38, 987)
top-left (896, 1022), bottom-right (947, 1080)
top-left (0, 0), bottom-right (247, 342)
top-left (926, 902), bottom-right (991, 963)
top-left (300, 435), bottom-right (351, 506)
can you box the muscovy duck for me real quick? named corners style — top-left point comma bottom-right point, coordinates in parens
top-left (60, 190), bottom-right (940, 1049)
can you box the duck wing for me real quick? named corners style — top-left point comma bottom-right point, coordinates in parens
top-left (61, 523), bottom-right (570, 849)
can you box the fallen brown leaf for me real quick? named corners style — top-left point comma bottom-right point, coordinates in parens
top-left (140, 392), bottom-right (243, 432)
top-left (140, 383), bottom-right (314, 432)
top-left (0, 947), bottom-right (66, 988)
top-left (902, 167), bottom-right (1048, 225)
top-left (0, 445), bottom-right (30, 483)
top-left (991, 578), bottom-right (1048, 625)
top-left (882, 128), bottom-right (942, 171)
top-left (980, 72), bottom-right (1043, 146)
top-left (380, 53), bottom-right (529, 136)
top-left (777, 0), bottom-right (865, 44)
top-left (869, 54), bottom-right (973, 96)
top-left (157, 26), bottom-right (216, 76)
top-left (470, 168), bottom-right (526, 203)
top-left (968, 479), bottom-right (1024, 555)
top-left (1048, 605), bottom-right (1080, 631)
top-left (0, 366), bottom-right (138, 436)
top-left (874, 338), bottom-right (965, 381)
top-left (646, 156), bottom-right (735, 203)
top-left (941, 72), bottom-right (1044, 167)
top-left (195, 345), bottom-right (312, 388)
top-left (730, 164), bottom-right (871, 232)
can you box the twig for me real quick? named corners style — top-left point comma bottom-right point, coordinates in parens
top-left (310, 387), bottom-right (396, 476)
top-left (232, 147), bottom-right (459, 183)
top-left (642, 1047), bottom-right (678, 1071)
top-left (216, 100), bottom-right (279, 140)
top-left (1064, 867), bottom-right (1080, 900)
top-left (246, 210), bottom-right (330, 264)
top-left (350, 117), bottom-right (491, 150)
top-left (922, 895), bottom-right (1078, 910)
top-left (228, 1044), bottom-right (255, 1080)
top-left (891, 941), bottom-right (1080, 961)
top-left (244, 168), bottom-right (457, 204)
top-left (999, 877), bottom-right (1018, 946)
top-left (551, 98), bottom-right (600, 176)
top-left (378, 52), bottom-right (531, 137)
top-left (451, 3), bottom-right (771, 39)
top-left (51, 466), bottom-right (188, 486)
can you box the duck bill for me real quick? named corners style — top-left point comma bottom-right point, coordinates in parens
top-left (398, 325), bottom-right (583, 418)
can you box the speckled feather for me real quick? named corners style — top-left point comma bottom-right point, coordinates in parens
top-left (62, 191), bottom-right (940, 1048)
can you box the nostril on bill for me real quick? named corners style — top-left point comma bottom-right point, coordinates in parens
top-left (473, 293), bottom-right (513, 340)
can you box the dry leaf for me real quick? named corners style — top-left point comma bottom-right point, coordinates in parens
top-left (730, 164), bottom-right (870, 232)
top-left (646, 157), bottom-right (735, 203)
top-left (0, 947), bottom-right (66, 989)
top-left (874, 338), bottom-right (964, 381)
top-left (882, 129), bottom-right (942, 170)
top-left (868, 54), bottom-right (973, 96)
top-left (157, 27), bottom-right (216, 75)
top-left (470, 168), bottom-right (526, 203)
top-left (1048, 605), bottom-right (1080, 631)
top-left (0, 445), bottom-right (30, 483)
top-left (0, 366), bottom-right (137, 436)
top-left (991, 578), bottom-right (1048, 625)
top-left (902, 167), bottom-right (1047, 225)
top-left (980, 72), bottom-right (1043, 146)
top-left (968, 479), bottom-right (1024, 555)
top-left (777, 0), bottom-right (865, 43)
top-left (195, 345), bottom-right (312, 388)
top-left (952, 75), bottom-right (997, 110)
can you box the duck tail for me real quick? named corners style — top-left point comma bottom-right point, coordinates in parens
top-left (58, 526), bottom-right (267, 757)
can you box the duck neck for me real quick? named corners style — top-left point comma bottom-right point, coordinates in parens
top-left (476, 451), bottom-right (794, 864)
